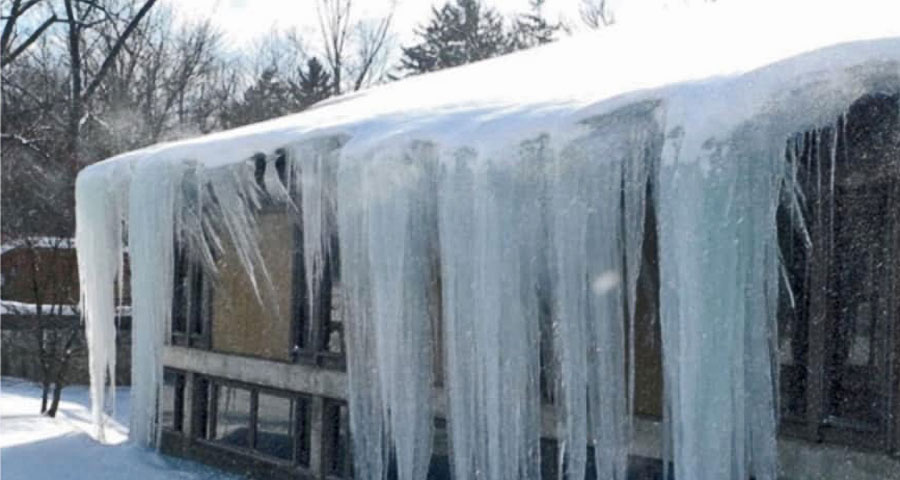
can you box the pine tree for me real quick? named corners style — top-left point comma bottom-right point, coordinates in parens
top-left (399, 0), bottom-right (562, 77)
top-left (399, 0), bottom-right (512, 76)
top-left (511, 0), bottom-right (563, 50)
top-left (221, 68), bottom-right (298, 128)
top-left (292, 57), bottom-right (333, 108)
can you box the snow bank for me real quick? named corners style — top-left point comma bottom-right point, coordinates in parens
top-left (75, 1), bottom-right (900, 479)
top-left (0, 378), bottom-right (237, 479)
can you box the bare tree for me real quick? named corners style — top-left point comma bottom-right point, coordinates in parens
top-left (1, 0), bottom-right (57, 67)
top-left (1, 236), bottom-right (82, 417)
top-left (350, 13), bottom-right (393, 92)
top-left (316, 0), bottom-right (394, 94)
top-left (580, 0), bottom-right (614, 29)
top-left (61, 0), bottom-right (158, 173)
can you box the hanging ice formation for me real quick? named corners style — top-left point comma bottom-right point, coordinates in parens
top-left (74, 2), bottom-right (900, 479)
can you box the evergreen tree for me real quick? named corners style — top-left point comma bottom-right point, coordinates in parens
top-left (221, 67), bottom-right (298, 128)
top-left (292, 57), bottom-right (333, 108)
top-left (511, 0), bottom-right (563, 50)
top-left (399, 0), bottom-right (512, 76)
top-left (399, 0), bottom-right (562, 77)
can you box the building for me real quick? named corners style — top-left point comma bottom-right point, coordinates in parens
top-left (75, 3), bottom-right (900, 480)
top-left (0, 236), bottom-right (132, 385)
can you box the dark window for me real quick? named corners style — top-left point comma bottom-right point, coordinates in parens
top-left (254, 391), bottom-right (311, 466)
top-left (255, 392), bottom-right (294, 460)
top-left (777, 93), bottom-right (900, 451)
top-left (291, 175), bottom-right (345, 370)
top-left (172, 243), bottom-right (211, 348)
top-left (193, 377), bottom-right (314, 469)
top-left (193, 376), bottom-right (211, 439)
top-left (294, 396), bottom-right (312, 467)
top-left (322, 399), bottom-right (352, 478)
top-left (213, 384), bottom-right (252, 448)
top-left (161, 369), bottom-right (185, 432)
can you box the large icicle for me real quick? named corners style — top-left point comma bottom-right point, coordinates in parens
top-left (549, 105), bottom-right (657, 480)
top-left (293, 138), bottom-right (343, 347)
top-left (438, 145), bottom-right (542, 480)
top-left (656, 103), bottom-right (781, 480)
top-left (338, 141), bottom-right (436, 480)
top-left (75, 163), bottom-right (128, 442)
top-left (128, 158), bottom-right (181, 446)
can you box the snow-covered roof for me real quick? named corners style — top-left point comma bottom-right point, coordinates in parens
top-left (80, 0), bottom-right (900, 177)
top-left (74, 0), bottom-right (900, 471)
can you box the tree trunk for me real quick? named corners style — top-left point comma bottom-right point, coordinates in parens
top-left (46, 379), bottom-right (66, 418)
top-left (47, 327), bottom-right (80, 418)
top-left (40, 379), bottom-right (51, 414)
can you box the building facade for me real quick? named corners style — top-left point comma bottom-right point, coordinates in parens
top-left (156, 93), bottom-right (900, 479)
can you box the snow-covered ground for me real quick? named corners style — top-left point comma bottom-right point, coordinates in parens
top-left (0, 377), bottom-right (237, 479)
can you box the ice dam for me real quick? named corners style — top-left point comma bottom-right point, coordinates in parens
top-left (75, 1), bottom-right (900, 479)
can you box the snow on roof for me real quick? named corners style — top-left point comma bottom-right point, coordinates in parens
top-left (0, 237), bottom-right (75, 255)
top-left (80, 0), bottom-right (900, 178)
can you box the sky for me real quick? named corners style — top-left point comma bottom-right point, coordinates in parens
top-left (165, 0), bottom-right (588, 50)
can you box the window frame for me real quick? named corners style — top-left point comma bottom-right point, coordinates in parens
top-left (171, 242), bottom-right (212, 349)
top-left (193, 375), bottom-right (316, 472)
top-left (776, 94), bottom-right (900, 454)
top-left (290, 180), bottom-right (346, 371)
top-left (321, 397), bottom-right (352, 479)
top-left (161, 368), bottom-right (186, 433)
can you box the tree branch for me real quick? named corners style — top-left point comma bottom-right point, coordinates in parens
top-left (0, 133), bottom-right (51, 160)
top-left (1, 14), bottom-right (57, 67)
top-left (81, 0), bottom-right (157, 101)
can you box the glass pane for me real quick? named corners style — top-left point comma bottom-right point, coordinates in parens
top-left (172, 247), bottom-right (188, 335)
top-left (824, 185), bottom-right (889, 429)
top-left (255, 393), bottom-right (293, 461)
top-left (324, 401), bottom-right (351, 477)
top-left (776, 191), bottom-right (809, 422)
top-left (161, 370), bottom-right (183, 431)
top-left (215, 384), bottom-right (251, 448)
top-left (295, 397), bottom-right (311, 467)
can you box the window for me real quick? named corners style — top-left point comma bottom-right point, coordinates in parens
top-left (291, 169), bottom-right (346, 370)
top-left (193, 376), bottom-right (211, 439)
top-left (255, 392), bottom-right (294, 461)
top-left (213, 384), bottom-right (252, 448)
top-left (161, 369), bottom-right (185, 432)
top-left (777, 93), bottom-right (900, 451)
top-left (255, 392), bottom-right (312, 467)
top-left (322, 399), bottom-right (352, 478)
top-left (195, 378), bottom-right (315, 469)
top-left (172, 243), bottom-right (211, 348)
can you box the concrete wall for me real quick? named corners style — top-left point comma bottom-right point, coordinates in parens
top-left (163, 345), bottom-right (900, 480)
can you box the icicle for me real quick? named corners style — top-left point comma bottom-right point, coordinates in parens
top-left (338, 140), bottom-right (437, 480)
top-left (293, 138), bottom-right (342, 341)
top-left (128, 158), bottom-right (181, 447)
top-left (439, 145), bottom-right (542, 480)
top-left (202, 161), bottom-right (277, 310)
top-left (550, 105), bottom-right (656, 480)
top-left (656, 108), bottom-right (780, 480)
top-left (75, 162), bottom-right (128, 442)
